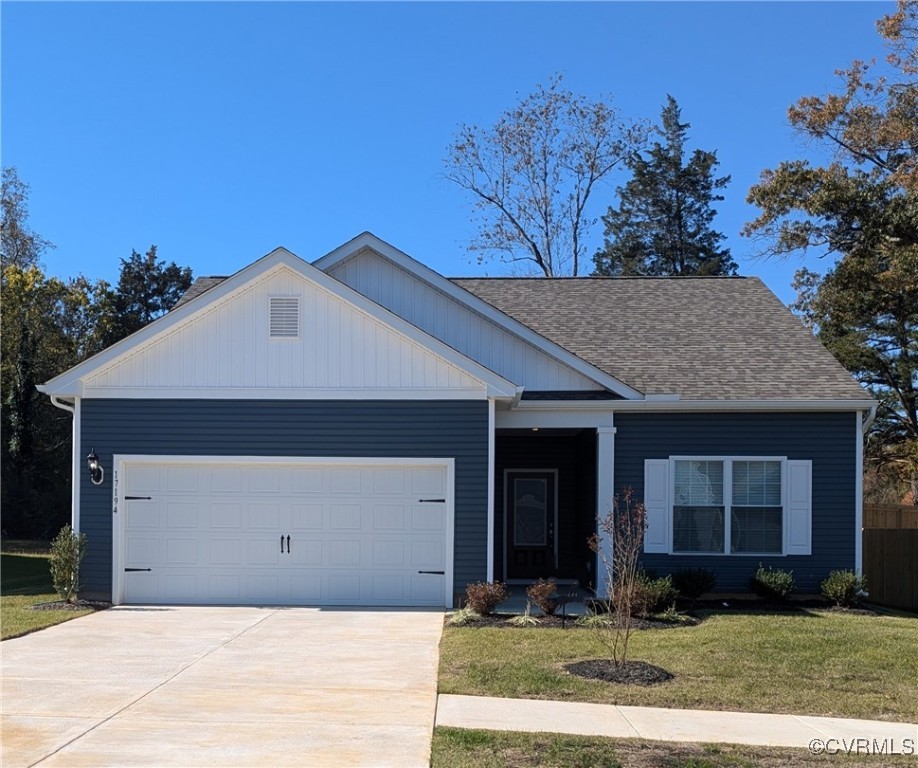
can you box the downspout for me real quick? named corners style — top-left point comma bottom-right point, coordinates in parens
top-left (861, 403), bottom-right (877, 434)
top-left (855, 403), bottom-right (877, 577)
top-left (49, 395), bottom-right (81, 532)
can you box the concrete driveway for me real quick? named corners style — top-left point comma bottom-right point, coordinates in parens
top-left (2, 606), bottom-right (444, 767)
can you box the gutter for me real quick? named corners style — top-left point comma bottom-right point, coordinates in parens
top-left (47, 395), bottom-right (81, 532)
top-left (511, 398), bottom-right (879, 413)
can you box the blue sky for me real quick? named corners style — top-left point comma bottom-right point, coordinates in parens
top-left (2, 1), bottom-right (892, 303)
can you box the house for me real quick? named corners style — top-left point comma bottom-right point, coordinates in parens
top-left (38, 233), bottom-right (874, 608)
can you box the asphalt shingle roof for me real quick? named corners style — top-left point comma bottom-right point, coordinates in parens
top-left (451, 276), bottom-right (866, 401)
top-left (172, 277), bottom-right (228, 309)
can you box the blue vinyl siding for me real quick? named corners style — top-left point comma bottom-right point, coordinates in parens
top-left (79, 399), bottom-right (488, 601)
top-left (613, 412), bottom-right (858, 592)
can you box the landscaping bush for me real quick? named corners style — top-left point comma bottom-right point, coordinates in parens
top-left (671, 567), bottom-right (717, 600)
top-left (49, 525), bottom-right (88, 603)
top-left (464, 581), bottom-right (510, 615)
top-left (526, 578), bottom-right (558, 616)
top-left (749, 564), bottom-right (795, 601)
top-left (821, 570), bottom-right (868, 607)
top-left (634, 572), bottom-right (678, 617)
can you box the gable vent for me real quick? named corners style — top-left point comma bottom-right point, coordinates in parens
top-left (269, 297), bottom-right (299, 338)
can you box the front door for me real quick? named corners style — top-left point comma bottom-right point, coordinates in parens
top-left (505, 470), bottom-right (556, 579)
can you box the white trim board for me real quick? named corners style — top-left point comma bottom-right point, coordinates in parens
top-left (111, 454), bottom-right (455, 609)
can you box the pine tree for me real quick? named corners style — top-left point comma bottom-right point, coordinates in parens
top-left (593, 96), bottom-right (736, 276)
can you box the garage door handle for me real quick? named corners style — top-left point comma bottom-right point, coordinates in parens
top-left (280, 535), bottom-right (285, 554)
top-left (287, 535), bottom-right (291, 553)
top-left (125, 568), bottom-right (152, 572)
top-left (418, 570), bottom-right (445, 575)
top-left (418, 498), bottom-right (445, 503)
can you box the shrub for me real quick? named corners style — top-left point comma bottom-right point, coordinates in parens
top-left (749, 563), bottom-right (795, 601)
top-left (464, 581), bottom-right (510, 615)
top-left (672, 568), bottom-right (717, 601)
top-left (526, 578), bottom-right (558, 616)
top-left (821, 570), bottom-right (868, 607)
top-left (49, 525), bottom-right (88, 603)
top-left (446, 607), bottom-right (482, 626)
top-left (633, 572), bottom-right (678, 617)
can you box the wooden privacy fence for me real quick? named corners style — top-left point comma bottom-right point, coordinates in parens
top-left (863, 504), bottom-right (918, 529)
top-left (862, 504), bottom-right (918, 612)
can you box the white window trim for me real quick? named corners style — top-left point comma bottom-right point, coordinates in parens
top-left (668, 456), bottom-right (788, 557)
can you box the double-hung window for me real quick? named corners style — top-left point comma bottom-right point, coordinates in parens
top-left (671, 458), bottom-right (785, 555)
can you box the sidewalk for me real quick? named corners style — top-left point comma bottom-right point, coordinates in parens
top-left (436, 694), bottom-right (918, 754)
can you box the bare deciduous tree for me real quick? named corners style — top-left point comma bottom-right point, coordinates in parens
top-left (589, 487), bottom-right (647, 667)
top-left (445, 75), bottom-right (647, 276)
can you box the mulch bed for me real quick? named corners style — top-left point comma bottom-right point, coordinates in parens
top-left (564, 659), bottom-right (674, 686)
top-left (449, 613), bottom-right (698, 630)
top-left (30, 599), bottom-right (111, 612)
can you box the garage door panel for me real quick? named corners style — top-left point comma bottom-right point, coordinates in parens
top-left (412, 468), bottom-right (447, 495)
top-left (209, 539), bottom-right (241, 565)
top-left (209, 503), bottom-right (243, 528)
top-left (373, 468), bottom-right (407, 495)
top-left (166, 466), bottom-right (199, 492)
top-left (123, 461), bottom-right (449, 607)
top-left (329, 504), bottom-right (361, 530)
top-left (210, 466), bottom-right (244, 494)
top-left (290, 503), bottom-right (323, 530)
top-left (373, 504), bottom-right (407, 530)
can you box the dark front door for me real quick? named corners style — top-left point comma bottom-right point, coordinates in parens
top-left (505, 470), bottom-right (556, 579)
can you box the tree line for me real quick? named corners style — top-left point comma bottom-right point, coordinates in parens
top-left (2, 2), bottom-right (915, 540)
top-left (1, 169), bottom-right (192, 537)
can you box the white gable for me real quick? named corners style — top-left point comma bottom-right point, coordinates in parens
top-left (325, 248), bottom-right (604, 393)
top-left (79, 264), bottom-right (493, 399)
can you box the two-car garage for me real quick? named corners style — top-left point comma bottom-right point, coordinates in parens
top-left (113, 457), bottom-right (453, 608)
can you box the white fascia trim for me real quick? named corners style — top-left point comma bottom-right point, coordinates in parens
top-left (314, 232), bottom-right (642, 400)
top-left (111, 455), bottom-right (456, 609)
top-left (79, 387), bottom-right (491, 401)
top-left (509, 399), bottom-right (878, 413)
top-left (40, 246), bottom-right (518, 400)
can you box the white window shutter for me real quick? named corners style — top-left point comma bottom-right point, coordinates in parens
top-left (786, 460), bottom-right (812, 555)
top-left (643, 459), bottom-right (670, 553)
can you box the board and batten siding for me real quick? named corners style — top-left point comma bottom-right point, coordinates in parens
top-left (81, 266), bottom-right (484, 394)
top-left (79, 400), bottom-right (488, 601)
top-left (327, 249), bottom-right (602, 392)
top-left (613, 412), bottom-right (857, 592)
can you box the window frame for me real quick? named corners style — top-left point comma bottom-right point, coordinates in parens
top-left (668, 456), bottom-right (788, 557)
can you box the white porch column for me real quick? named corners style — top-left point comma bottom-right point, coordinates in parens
top-left (595, 424), bottom-right (616, 595)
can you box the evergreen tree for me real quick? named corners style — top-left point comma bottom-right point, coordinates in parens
top-left (593, 96), bottom-right (736, 276)
top-left (105, 246), bottom-right (192, 343)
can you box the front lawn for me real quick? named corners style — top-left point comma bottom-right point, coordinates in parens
top-left (432, 728), bottom-right (916, 767)
top-left (438, 610), bottom-right (918, 722)
top-left (0, 547), bottom-right (93, 640)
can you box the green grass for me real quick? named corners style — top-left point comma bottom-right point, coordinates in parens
top-left (438, 610), bottom-right (918, 722)
top-left (1, 546), bottom-right (93, 640)
top-left (432, 728), bottom-right (917, 767)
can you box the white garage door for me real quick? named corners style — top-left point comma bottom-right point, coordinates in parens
top-left (117, 459), bottom-right (450, 607)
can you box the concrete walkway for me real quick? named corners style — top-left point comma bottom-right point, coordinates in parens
top-left (436, 694), bottom-right (918, 754)
top-left (2, 606), bottom-right (444, 768)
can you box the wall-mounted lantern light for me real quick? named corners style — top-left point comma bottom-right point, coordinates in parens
top-left (87, 448), bottom-right (104, 486)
